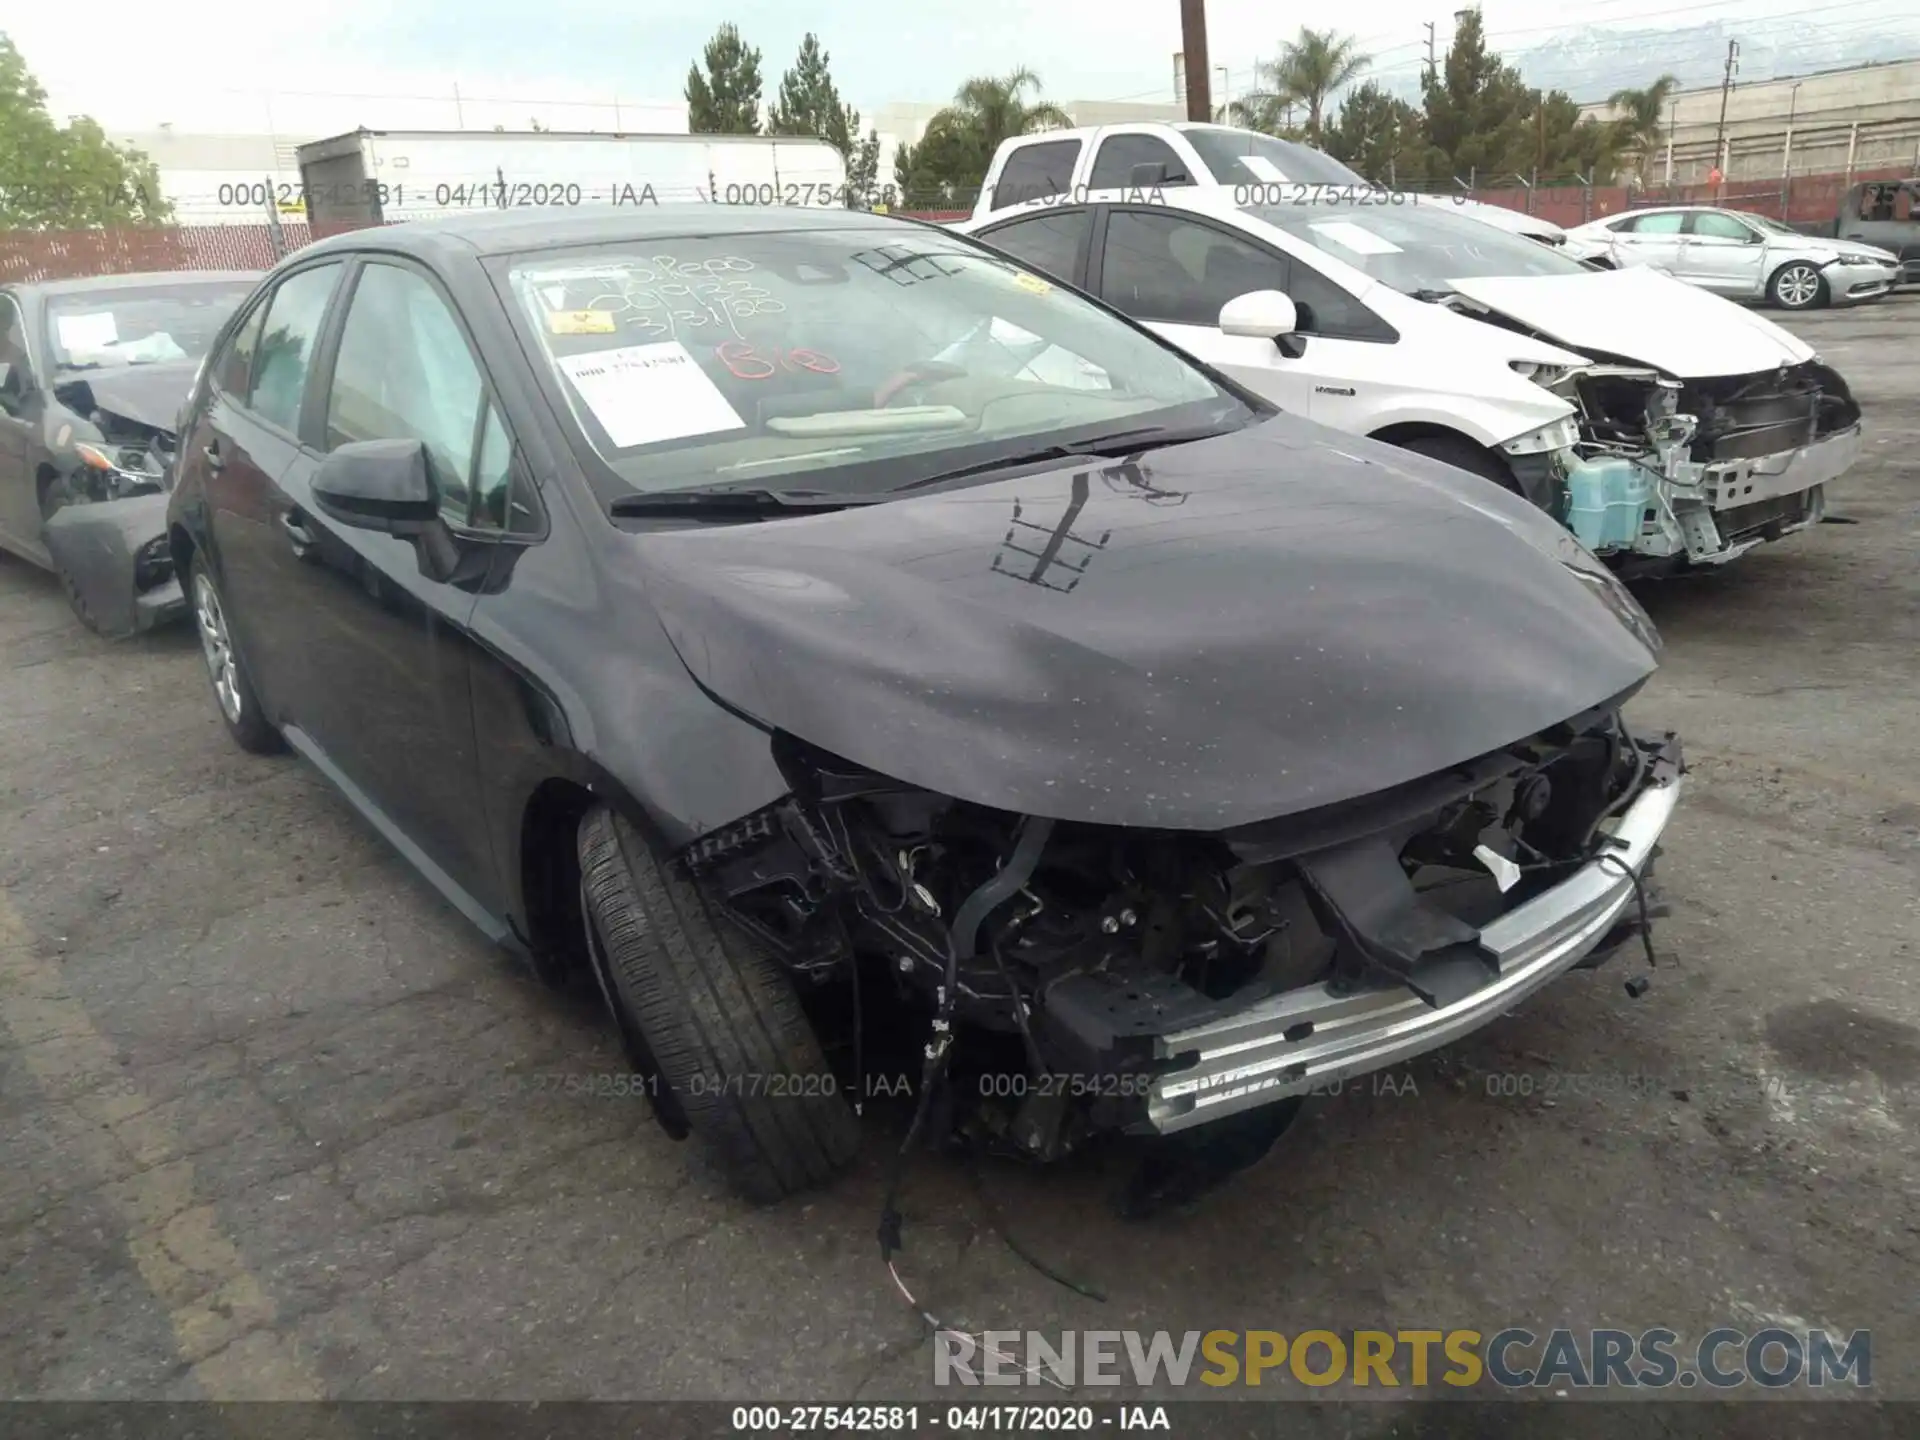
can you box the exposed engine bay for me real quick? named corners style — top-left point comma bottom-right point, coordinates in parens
top-left (1446, 294), bottom-right (1863, 571)
top-left (682, 707), bottom-right (1675, 1160)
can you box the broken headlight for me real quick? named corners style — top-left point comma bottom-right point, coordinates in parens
top-left (72, 442), bottom-right (167, 499)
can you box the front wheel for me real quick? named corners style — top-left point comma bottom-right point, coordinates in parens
top-left (577, 806), bottom-right (859, 1203)
top-left (1769, 262), bottom-right (1826, 311)
top-left (189, 555), bottom-right (283, 754)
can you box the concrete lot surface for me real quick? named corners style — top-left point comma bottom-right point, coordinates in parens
top-left (2, 297), bottom-right (1916, 1422)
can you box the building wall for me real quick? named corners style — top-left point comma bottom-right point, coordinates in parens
top-left (1580, 57), bottom-right (1920, 187)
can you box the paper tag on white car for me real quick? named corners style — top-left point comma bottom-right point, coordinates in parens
top-left (1309, 220), bottom-right (1404, 256)
top-left (556, 341), bottom-right (745, 450)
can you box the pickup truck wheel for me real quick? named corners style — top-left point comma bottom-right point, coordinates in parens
top-left (577, 806), bottom-right (859, 1203)
top-left (1769, 261), bottom-right (1826, 311)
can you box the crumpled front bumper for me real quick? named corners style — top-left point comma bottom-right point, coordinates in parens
top-left (42, 492), bottom-right (183, 640)
top-left (1143, 740), bottom-right (1683, 1134)
top-left (1820, 258), bottom-right (1898, 304)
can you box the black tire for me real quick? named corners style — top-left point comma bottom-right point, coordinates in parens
top-left (188, 554), bottom-right (283, 755)
top-left (1393, 434), bottom-right (1519, 491)
top-left (577, 806), bottom-right (859, 1202)
top-left (1768, 261), bottom-right (1827, 311)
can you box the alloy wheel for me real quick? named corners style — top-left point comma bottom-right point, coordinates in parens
top-left (193, 572), bottom-right (244, 724)
top-left (1775, 265), bottom-right (1821, 309)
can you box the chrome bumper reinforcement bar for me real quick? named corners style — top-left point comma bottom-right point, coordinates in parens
top-left (1144, 752), bottom-right (1683, 1134)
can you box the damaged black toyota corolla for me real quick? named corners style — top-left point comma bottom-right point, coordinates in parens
top-left (166, 208), bottom-right (1683, 1203)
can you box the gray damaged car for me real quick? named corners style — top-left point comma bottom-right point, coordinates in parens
top-left (0, 271), bottom-right (258, 636)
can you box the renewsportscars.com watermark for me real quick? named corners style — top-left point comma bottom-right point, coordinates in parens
top-left (935, 1327), bottom-right (1872, 1391)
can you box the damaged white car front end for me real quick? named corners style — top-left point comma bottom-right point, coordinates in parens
top-left (1449, 266), bottom-right (1863, 573)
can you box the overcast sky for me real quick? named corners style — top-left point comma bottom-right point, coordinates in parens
top-left (11, 0), bottom-right (1917, 137)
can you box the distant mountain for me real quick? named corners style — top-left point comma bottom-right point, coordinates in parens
top-left (1516, 20), bottom-right (1920, 103)
top-left (1373, 20), bottom-right (1920, 106)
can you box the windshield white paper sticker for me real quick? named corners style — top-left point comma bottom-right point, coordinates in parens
top-left (1238, 155), bottom-right (1288, 184)
top-left (1309, 220), bottom-right (1404, 256)
top-left (56, 312), bottom-right (120, 352)
top-left (556, 342), bottom-right (746, 450)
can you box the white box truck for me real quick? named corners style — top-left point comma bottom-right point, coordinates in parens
top-left (294, 129), bottom-right (850, 225)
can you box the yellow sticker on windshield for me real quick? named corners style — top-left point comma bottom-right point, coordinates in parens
top-left (547, 309), bottom-right (617, 335)
top-left (1014, 272), bottom-right (1052, 295)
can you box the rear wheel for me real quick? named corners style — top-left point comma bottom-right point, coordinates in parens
top-left (577, 806), bottom-right (859, 1202)
top-left (1769, 261), bottom-right (1826, 311)
top-left (189, 555), bottom-right (283, 754)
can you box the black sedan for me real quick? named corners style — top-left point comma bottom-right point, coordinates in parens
top-left (166, 206), bottom-right (1683, 1204)
top-left (0, 271), bottom-right (259, 635)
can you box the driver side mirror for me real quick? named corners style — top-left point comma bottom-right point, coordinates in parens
top-left (1220, 289), bottom-right (1306, 357)
top-left (311, 438), bottom-right (459, 581)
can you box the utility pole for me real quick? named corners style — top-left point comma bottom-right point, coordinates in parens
top-left (1712, 39), bottom-right (1739, 187)
top-left (1180, 0), bottom-right (1212, 123)
top-left (1424, 21), bottom-right (1438, 83)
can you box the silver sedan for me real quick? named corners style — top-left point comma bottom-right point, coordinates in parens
top-left (1563, 205), bottom-right (1898, 310)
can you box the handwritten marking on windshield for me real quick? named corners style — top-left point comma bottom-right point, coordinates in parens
top-left (715, 341), bottom-right (841, 380)
top-left (546, 255), bottom-right (786, 343)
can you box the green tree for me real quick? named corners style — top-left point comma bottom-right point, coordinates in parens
top-left (1607, 73), bottom-right (1679, 184)
top-left (765, 33), bottom-right (880, 207)
top-left (890, 69), bottom-right (1068, 209)
top-left (892, 113), bottom-right (990, 208)
top-left (767, 33), bottom-right (850, 152)
top-left (1258, 28), bottom-right (1371, 143)
top-left (0, 35), bottom-right (169, 228)
top-left (945, 68), bottom-right (1070, 158)
top-left (1419, 8), bottom-right (1535, 180)
top-left (1323, 82), bottom-right (1428, 185)
top-left (1215, 92), bottom-right (1302, 139)
top-left (685, 24), bottom-right (763, 135)
top-left (846, 129), bottom-right (881, 207)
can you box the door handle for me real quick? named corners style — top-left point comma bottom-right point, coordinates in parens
top-left (280, 509), bottom-right (316, 558)
top-left (202, 441), bottom-right (225, 472)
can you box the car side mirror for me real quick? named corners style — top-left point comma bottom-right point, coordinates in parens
top-left (1221, 290), bottom-right (1305, 359)
top-left (1128, 161), bottom-right (1182, 188)
top-left (311, 438), bottom-right (459, 581)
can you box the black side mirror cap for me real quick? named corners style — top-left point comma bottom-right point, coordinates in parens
top-left (312, 438), bottom-right (440, 534)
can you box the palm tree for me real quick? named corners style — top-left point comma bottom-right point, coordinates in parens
top-left (943, 67), bottom-right (1071, 156)
top-left (1607, 74), bottom-right (1680, 186)
top-left (1257, 28), bottom-right (1371, 143)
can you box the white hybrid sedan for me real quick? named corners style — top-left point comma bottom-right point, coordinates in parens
top-left (1563, 205), bottom-right (1899, 310)
top-left (960, 188), bottom-right (1863, 574)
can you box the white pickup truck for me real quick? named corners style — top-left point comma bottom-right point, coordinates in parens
top-left (955, 122), bottom-right (1864, 574)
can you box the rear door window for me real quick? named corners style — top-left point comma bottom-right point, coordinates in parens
top-left (1622, 212), bottom-right (1686, 235)
top-left (992, 140), bottom-right (1082, 210)
top-left (211, 300), bottom-right (266, 399)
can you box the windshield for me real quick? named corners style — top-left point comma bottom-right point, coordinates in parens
top-left (1250, 198), bottom-right (1593, 293)
top-left (1178, 127), bottom-right (1371, 188)
top-left (501, 226), bottom-right (1248, 500)
top-left (46, 281), bottom-right (255, 372)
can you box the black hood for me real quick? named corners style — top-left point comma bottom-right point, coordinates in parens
top-left (55, 360), bottom-right (198, 435)
top-left (632, 416), bottom-right (1659, 831)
